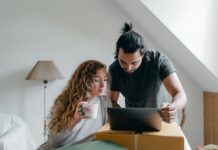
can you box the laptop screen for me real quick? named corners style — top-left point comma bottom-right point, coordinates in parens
top-left (107, 108), bottom-right (162, 133)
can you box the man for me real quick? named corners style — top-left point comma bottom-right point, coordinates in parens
top-left (109, 23), bottom-right (187, 123)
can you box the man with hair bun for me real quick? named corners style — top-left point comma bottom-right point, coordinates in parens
top-left (109, 22), bottom-right (191, 149)
top-left (109, 22), bottom-right (186, 123)
top-left (109, 23), bottom-right (190, 149)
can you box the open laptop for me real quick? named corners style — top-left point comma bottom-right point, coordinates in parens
top-left (107, 108), bottom-right (162, 133)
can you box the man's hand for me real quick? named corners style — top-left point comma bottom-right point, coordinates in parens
top-left (109, 90), bottom-right (121, 107)
top-left (159, 103), bottom-right (177, 123)
top-left (112, 102), bottom-right (121, 107)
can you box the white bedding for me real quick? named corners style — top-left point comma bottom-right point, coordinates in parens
top-left (0, 113), bottom-right (37, 150)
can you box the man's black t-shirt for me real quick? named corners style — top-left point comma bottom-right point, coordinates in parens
top-left (109, 50), bottom-right (175, 108)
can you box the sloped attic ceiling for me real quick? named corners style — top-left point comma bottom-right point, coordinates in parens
top-left (113, 0), bottom-right (218, 92)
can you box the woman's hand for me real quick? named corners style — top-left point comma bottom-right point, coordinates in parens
top-left (67, 101), bottom-right (88, 128)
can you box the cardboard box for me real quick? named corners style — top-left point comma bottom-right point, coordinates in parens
top-left (95, 122), bottom-right (184, 150)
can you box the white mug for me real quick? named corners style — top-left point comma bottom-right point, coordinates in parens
top-left (81, 103), bottom-right (99, 119)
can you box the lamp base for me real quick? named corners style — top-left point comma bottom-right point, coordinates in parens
top-left (43, 80), bottom-right (48, 141)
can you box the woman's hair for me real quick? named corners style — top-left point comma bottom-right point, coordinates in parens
top-left (115, 22), bottom-right (147, 59)
top-left (48, 60), bottom-right (106, 136)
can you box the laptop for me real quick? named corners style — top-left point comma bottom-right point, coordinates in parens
top-left (107, 107), bottom-right (162, 133)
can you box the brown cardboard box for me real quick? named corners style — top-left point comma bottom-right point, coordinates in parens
top-left (95, 122), bottom-right (184, 150)
top-left (95, 123), bottom-right (135, 150)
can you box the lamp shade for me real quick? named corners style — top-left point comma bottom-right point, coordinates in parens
top-left (26, 60), bottom-right (65, 81)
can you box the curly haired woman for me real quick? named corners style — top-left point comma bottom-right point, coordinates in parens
top-left (38, 60), bottom-right (112, 150)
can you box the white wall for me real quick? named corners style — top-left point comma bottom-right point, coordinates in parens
top-left (0, 0), bottom-right (203, 148)
top-left (0, 0), bottom-right (134, 145)
top-left (141, 0), bottom-right (218, 77)
top-left (177, 68), bottom-right (204, 148)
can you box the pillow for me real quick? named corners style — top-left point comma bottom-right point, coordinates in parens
top-left (0, 113), bottom-right (13, 136)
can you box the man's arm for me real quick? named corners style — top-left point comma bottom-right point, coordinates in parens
top-left (109, 90), bottom-right (120, 107)
top-left (163, 72), bottom-right (187, 109)
top-left (160, 72), bottom-right (187, 123)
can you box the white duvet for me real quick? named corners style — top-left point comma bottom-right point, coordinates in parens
top-left (0, 113), bottom-right (36, 150)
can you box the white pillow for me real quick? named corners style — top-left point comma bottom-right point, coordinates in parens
top-left (0, 113), bottom-right (13, 136)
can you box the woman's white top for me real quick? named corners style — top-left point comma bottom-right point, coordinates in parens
top-left (49, 96), bottom-right (111, 149)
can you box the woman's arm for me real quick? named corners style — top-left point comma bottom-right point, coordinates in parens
top-left (67, 101), bottom-right (87, 128)
top-left (49, 101), bottom-right (87, 148)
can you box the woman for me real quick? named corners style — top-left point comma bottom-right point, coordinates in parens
top-left (38, 60), bottom-right (111, 150)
